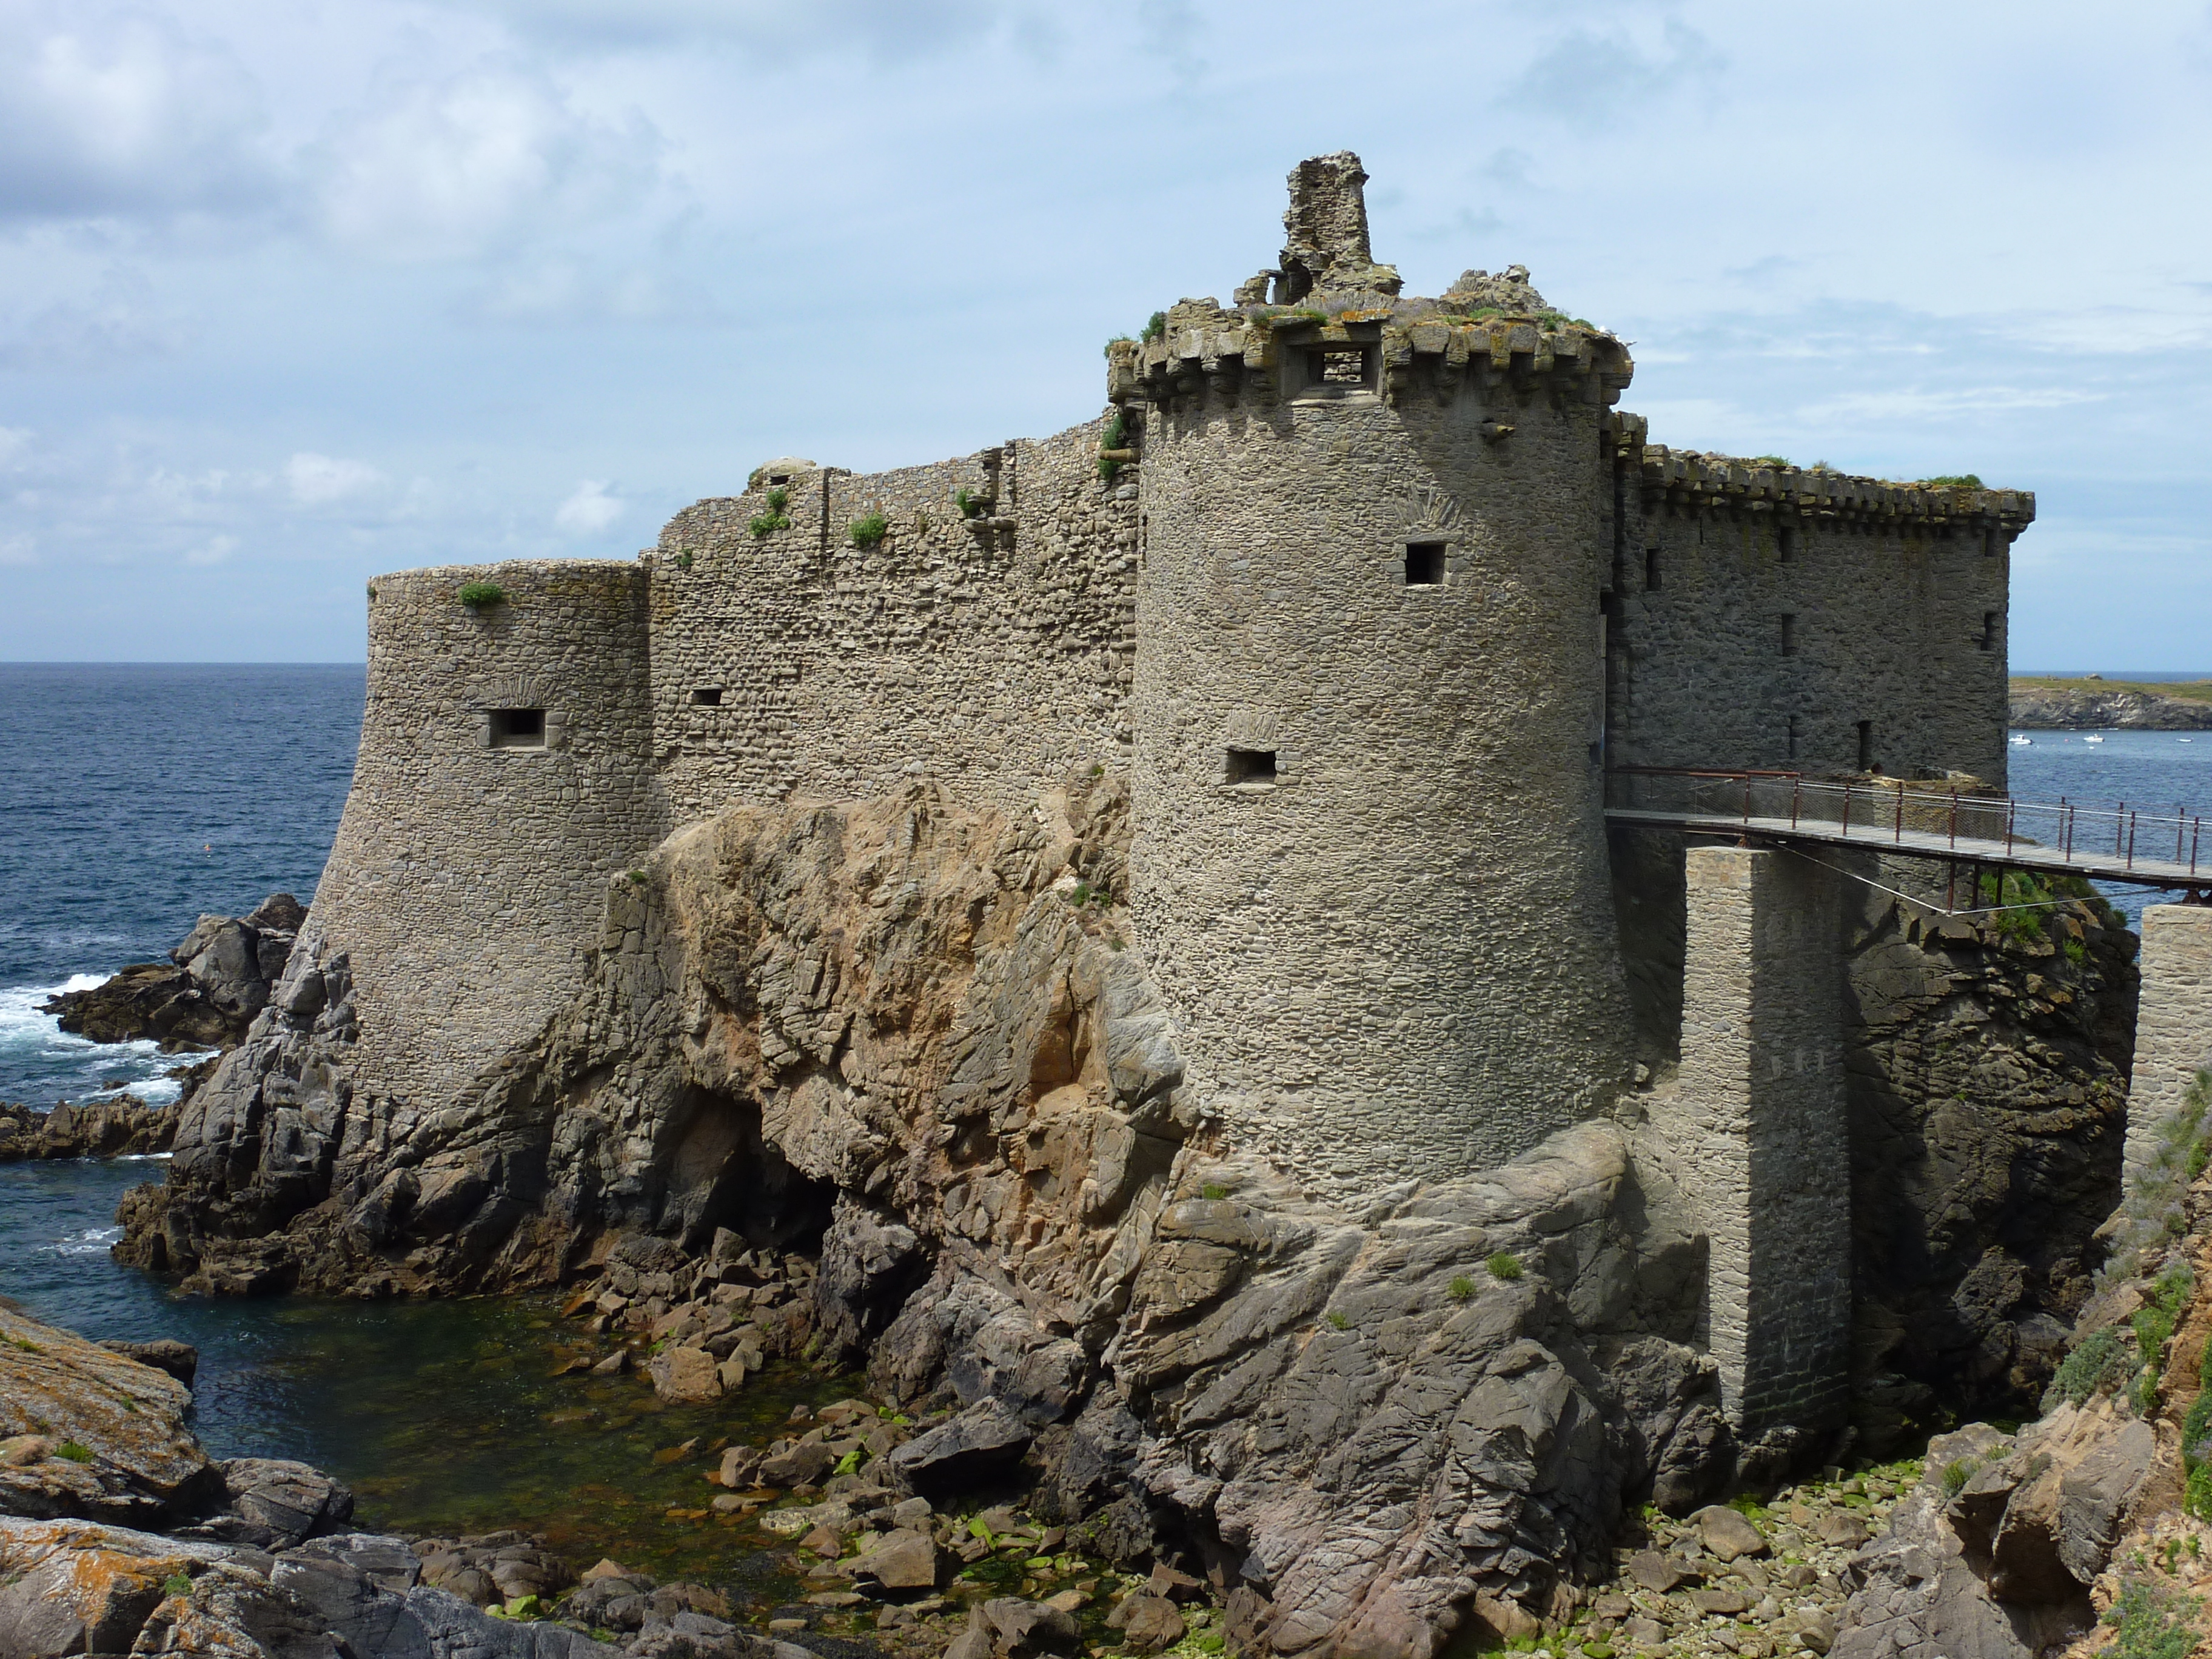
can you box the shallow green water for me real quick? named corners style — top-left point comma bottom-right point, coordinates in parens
top-left (269, 1292), bottom-right (869, 1598)
top-left (0, 1159), bottom-right (866, 1608)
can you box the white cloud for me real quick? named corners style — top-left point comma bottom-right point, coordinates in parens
top-left (0, 428), bottom-right (30, 465)
top-left (306, 64), bottom-right (663, 261)
top-left (286, 452), bottom-right (383, 504)
top-left (1795, 387), bottom-right (2107, 424)
top-left (0, 534), bottom-right (34, 566)
top-left (554, 478), bottom-right (622, 534)
top-left (0, 7), bottom-right (274, 221)
top-left (184, 534), bottom-right (236, 565)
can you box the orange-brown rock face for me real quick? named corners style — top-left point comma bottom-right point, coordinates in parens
top-left (0, 1305), bottom-right (210, 1526)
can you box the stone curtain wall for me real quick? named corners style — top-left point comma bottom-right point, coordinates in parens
top-left (649, 417), bottom-right (1136, 821)
top-left (1125, 313), bottom-right (1638, 1192)
top-left (309, 561), bottom-right (664, 1102)
top-left (2123, 904), bottom-right (2212, 1190)
top-left (1607, 429), bottom-right (2028, 787)
top-left (1657, 846), bottom-right (1852, 1438)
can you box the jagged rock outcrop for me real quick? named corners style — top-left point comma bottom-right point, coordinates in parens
top-left (121, 777), bottom-right (1728, 1653)
top-left (2008, 682), bottom-right (2212, 731)
top-left (0, 1093), bottom-right (177, 1159)
top-left (42, 893), bottom-right (307, 1053)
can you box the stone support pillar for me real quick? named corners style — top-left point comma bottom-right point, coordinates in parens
top-left (2123, 905), bottom-right (2212, 1192)
top-left (1658, 845), bottom-right (1851, 1438)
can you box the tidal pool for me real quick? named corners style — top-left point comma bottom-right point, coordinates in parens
top-left (0, 1156), bottom-right (864, 1602)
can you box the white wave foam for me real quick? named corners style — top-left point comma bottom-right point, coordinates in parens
top-left (57, 1224), bottom-right (124, 1256)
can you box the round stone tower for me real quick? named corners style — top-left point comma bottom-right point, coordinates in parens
top-left (1113, 153), bottom-right (1640, 1191)
top-left (309, 558), bottom-right (665, 1106)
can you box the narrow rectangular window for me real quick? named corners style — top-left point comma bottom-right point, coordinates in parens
top-left (690, 688), bottom-right (723, 706)
top-left (1404, 543), bottom-right (1446, 586)
top-left (1780, 614), bottom-right (1796, 656)
top-left (490, 708), bottom-right (546, 749)
top-left (1979, 612), bottom-right (1999, 652)
top-left (1645, 547), bottom-right (1661, 591)
top-left (1225, 748), bottom-right (1277, 786)
top-left (1787, 715), bottom-right (1800, 760)
top-left (1778, 527), bottom-right (1795, 563)
top-left (1984, 528), bottom-right (2002, 557)
top-left (1856, 720), bottom-right (1874, 772)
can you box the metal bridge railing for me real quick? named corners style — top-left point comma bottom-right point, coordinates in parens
top-left (1605, 766), bottom-right (2207, 880)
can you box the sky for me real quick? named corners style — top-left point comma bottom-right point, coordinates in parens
top-left (1, 0), bottom-right (2208, 668)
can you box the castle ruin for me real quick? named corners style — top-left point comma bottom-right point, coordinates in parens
top-left (308, 155), bottom-right (2040, 1436)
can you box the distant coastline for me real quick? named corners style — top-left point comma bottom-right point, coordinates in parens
top-left (2009, 675), bottom-right (2212, 730)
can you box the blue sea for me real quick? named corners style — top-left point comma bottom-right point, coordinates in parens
top-left (0, 664), bottom-right (363, 1108)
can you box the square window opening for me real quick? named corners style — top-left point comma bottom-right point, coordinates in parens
top-left (691, 688), bottom-right (723, 706)
top-left (1405, 543), bottom-right (1446, 586)
top-left (1225, 748), bottom-right (1277, 786)
top-left (1305, 347), bottom-right (1371, 389)
top-left (490, 708), bottom-right (546, 749)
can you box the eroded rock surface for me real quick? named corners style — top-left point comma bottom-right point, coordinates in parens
top-left (119, 777), bottom-right (1729, 1653)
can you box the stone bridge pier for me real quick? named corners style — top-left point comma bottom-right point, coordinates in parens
top-left (1647, 844), bottom-right (1854, 1442)
top-left (2124, 903), bottom-right (2212, 1190)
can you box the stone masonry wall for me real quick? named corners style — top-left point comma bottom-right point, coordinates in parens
top-left (1652, 845), bottom-right (1851, 1438)
top-left (308, 560), bottom-right (664, 1103)
top-left (648, 416), bottom-right (1136, 820)
top-left (2123, 903), bottom-right (2212, 1190)
top-left (1607, 425), bottom-right (2028, 788)
top-left (1124, 304), bottom-right (1637, 1192)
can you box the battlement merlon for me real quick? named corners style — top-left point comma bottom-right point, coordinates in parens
top-left (1610, 412), bottom-right (2036, 534)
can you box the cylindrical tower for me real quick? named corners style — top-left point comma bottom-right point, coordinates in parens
top-left (309, 559), bottom-right (664, 1106)
top-left (1116, 154), bottom-right (1639, 1191)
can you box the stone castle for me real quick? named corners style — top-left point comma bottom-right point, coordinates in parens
top-left (312, 152), bottom-right (2033, 1214)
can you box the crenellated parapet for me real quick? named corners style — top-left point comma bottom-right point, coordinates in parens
top-left (1612, 415), bottom-right (2036, 536)
top-left (1108, 294), bottom-right (1634, 413)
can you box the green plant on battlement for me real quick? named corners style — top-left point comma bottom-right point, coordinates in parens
top-left (1924, 474), bottom-right (1985, 489)
top-left (1535, 309), bottom-right (1598, 331)
top-left (366, 582), bottom-right (378, 601)
top-left (457, 581), bottom-right (506, 610)
top-left (1141, 310), bottom-right (1167, 343)
top-left (674, 550), bottom-right (693, 571)
top-left (1099, 413), bottom-right (1128, 484)
top-left (750, 488), bottom-right (793, 538)
top-left (1751, 455), bottom-right (1791, 468)
top-left (954, 488), bottom-right (985, 520)
top-left (1104, 332), bottom-right (1134, 358)
top-left (851, 512), bottom-right (888, 549)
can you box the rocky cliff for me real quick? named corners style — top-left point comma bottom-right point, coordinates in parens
top-left (121, 777), bottom-right (1741, 1655)
top-left (2008, 681), bottom-right (2212, 731)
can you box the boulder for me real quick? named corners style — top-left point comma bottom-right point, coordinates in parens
top-left (97, 1338), bottom-right (199, 1387)
top-left (850, 1527), bottom-right (940, 1590)
top-left (1692, 1503), bottom-right (1769, 1561)
top-left (0, 1515), bottom-right (232, 1659)
top-left (181, 1458), bottom-right (353, 1549)
top-left (759, 1441), bottom-right (836, 1488)
top-left (887, 1399), bottom-right (1033, 1495)
top-left (1108, 1590), bottom-right (1186, 1651)
top-left (983, 1595), bottom-right (1081, 1654)
top-left (648, 1346), bottom-right (723, 1405)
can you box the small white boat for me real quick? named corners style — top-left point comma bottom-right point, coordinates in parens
top-left (2085, 733), bottom-right (2106, 744)
top-left (2010, 734), bottom-right (2033, 746)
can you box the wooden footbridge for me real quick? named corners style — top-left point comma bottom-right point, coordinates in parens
top-left (1605, 768), bottom-right (2212, 894)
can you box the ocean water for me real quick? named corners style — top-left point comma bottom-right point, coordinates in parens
top-left (2005, 727), bottom-right (2212, 921)
top-left (0, 663), bottom-right (363, 1107)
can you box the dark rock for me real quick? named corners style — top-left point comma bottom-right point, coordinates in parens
top-left (812, 1195), bottom-right (924, 1362)
top-left (760, 1441), bottom-right (837, 1488)
top-left (0, 1096), bottom-right (177, 1161)
top-left (982, 1595), bottom-right (1081, 1654)
top-left (886, 1400), bottom-right (1033, 1495)
top-left (96, 1338), bottom-right (198, 1388)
